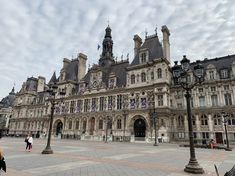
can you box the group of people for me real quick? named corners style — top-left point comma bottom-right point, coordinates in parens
top-left (25, 134), bottom-right (33, 151)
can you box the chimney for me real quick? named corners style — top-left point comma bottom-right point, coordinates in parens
top-left (37, 76), bottom-right (45, 92)
top-left (161, 25), bottom-right (170, 62)
top-left (63, 58), bottom-right (71, 69)
top-left (78, 53), bottom-right (87, 81)
top-left (133, 35), bottom-right (142, 57)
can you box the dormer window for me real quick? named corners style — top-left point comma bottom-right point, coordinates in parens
top-left (141, 53), bottom-right (146, 63)
top-left (157, 68), bottom-right (162, 79)
top-left (220, 69), bottom-right (229, 79)
top-left (209, 71), bottom-right (215, 80)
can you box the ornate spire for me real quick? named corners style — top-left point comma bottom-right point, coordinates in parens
top-left (102, 25), bottom-right (113, 58)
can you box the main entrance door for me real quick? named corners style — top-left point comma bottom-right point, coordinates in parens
top-left (134, 119), bottom-right (146, 141)
top-left (56, 122), bottom-right (63, 136)
top-left (215, 132), bottom-right (223, 144)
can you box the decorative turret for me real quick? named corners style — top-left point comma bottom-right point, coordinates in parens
top-left (99, 25), bottom-right (115, 68)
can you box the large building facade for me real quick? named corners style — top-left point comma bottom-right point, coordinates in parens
top-left (8, 25), bottom-right (235, 144)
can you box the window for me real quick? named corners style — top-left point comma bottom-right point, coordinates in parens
top-left (199, 96), bottom-right (206, 107)
top-left (70, 101), bottom-right (75, 113)
top-left (198, 88), bottom-right (203, 92)
top-left (209, 71), bottom-right (214, 80)
top-left (213, 114), bottom-right (221, 126)
top-left (151, 72), bottom-right (154, 80)
top-left (141, 52), bottom-right (146, 63)
top-left (75, 120), bottom-right (79, 130)
top-left (100, 97), bottom-right (104, 111)
top-left (157, 68), bottom-right (162, 79)
top-left (221, 69), bottom-right (229, 79)
top-left (211, 87), bottom-right (216, 92)
top-left (84, 99), bottom-right (89, 112)
top-left (99, 120), bottom-right (103, 129)
top-left (202, 132), bottom-right (209, 139)
top-left (201, 114), bottom-right (208, 126)
top-left (141, 72), bottom-right (146, 82)
top-left (177, 103), bottom-right (183, 108)
top-left (117, 95), bottom-right (122, 110)
top-left (192, 115), bottom-right (196, 126)
top-left (82, 120), bottom-right (87, 131)
top-left (157, 95), bottom-right (163, 106)
top-left (178, 132), bottom-right (185, 139)
top-left (117, 119), bottom-right (122, 129)
top-left (178, 115), bottom-right (184, 127)
top-left (228, 114), bottom-right (235, 125)
top-left (91, 98), bottom-right (97, 111)
top-left (108, 96), bottom-right (113, 110)
top-left (130, 99), bottom-right (135, 109)
top-left (224, 85), bottom-right (229, 90)
top-left (76, 100), bottom-right (82, 112)
top-left (141, 98), bottom-right (147, 108)
top-left (68, 120), bottom-right (72, 130)
top-left (224, 93), bottom-right (232, 106)
top-left (211, 95), bottom-right (218, 107)
top-left (131, 74), bottom-right (135, 84)
top-left (136, 74), bottom-right (139, 82)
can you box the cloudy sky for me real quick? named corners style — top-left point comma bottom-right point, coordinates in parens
top-left (0, 0), bottom-right (235, 99)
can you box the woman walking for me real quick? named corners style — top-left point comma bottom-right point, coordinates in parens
top-left (28, 135), bottom-right (33, 152)
top-left (25, 134), bottom-right (30, 151)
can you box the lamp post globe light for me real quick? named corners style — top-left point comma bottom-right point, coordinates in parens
top-left (172, 55), bottom-right (204, 174)
top-left (221, 111), bottom-right (232, 151)
top-left (42, 83), bottom-right (65, 154)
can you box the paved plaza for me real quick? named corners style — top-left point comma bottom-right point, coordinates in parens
top-left (0, 138), bottom-right (234, 176)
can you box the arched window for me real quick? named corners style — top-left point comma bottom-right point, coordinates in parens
top-left (157, 68), bottom-right (162, 79)
top-left (228, 114), bottom-right (235, 125)
top-left (141, 72), bottom-right (146, 82)
top-left (213, 114), bottom-right (222, 125)
top-left (68, 120), bottom-right (72, 130)
top-left (75, 120), bottom-right (79, 129)
top-left (178, 115), bottom-right (184, 127)
top-left (82, 120), bottom-right (87, 131)
top-left (99, 119), bottom-right (103, 129)
top-left (131, 74), bottom-right (135, 84)
top-left (117, 119), bottom-right (122, 129)
top-left (200, 114), bottom-right (208, 126)
top-left (151, 71), bottom-right (154, 80)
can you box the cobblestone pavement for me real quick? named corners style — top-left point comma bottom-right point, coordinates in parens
top-left (0, 137), bottom-right (234, 176)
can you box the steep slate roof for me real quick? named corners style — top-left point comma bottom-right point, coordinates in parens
top-left (48, 71), bottom-right (57, 84)
top-left (131, 34), bottom-right (163, 66)
top-left (190, 54), bottom-right (235, 71)
top-left (110, 61), bottom-right (128, 87)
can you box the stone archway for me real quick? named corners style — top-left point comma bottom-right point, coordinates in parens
top-left (53, 119), bottom-right (63, 136)
top-left (134, 118), bottom-right (146, 140)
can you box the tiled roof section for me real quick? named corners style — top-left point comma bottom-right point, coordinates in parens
top-left (131, 34), bottom-right (163, 66)
top-left (48, 72), bottom-right (57, 84)
top-left (65, 60), bottom-right (79, 81)
top-left (190, 54), bottom-right (235, 71)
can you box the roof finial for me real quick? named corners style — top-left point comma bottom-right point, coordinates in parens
top-left (145, 28), bottom-right (148, 38)
top-left (107, 18), bottom-right (109, 27)
top-left (155, 26), bottom-right (158, 35)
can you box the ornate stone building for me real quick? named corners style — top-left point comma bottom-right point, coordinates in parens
top-left (8, 25), bottom-right (235, 144)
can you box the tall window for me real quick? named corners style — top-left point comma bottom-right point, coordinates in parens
top-left (99, 120), bottom-right (103, 129)
top-left (151, 72), bottom-right (154, 80)
top-left (211, 86), bottom-right (216, 92)
top-left (202, 132), bottom-right (209, 139)
top-left (75, 120), bottom-right (79, 130)
top-left (137, 74), bottom-right (139, 82)
top-left (199, 96), bottom-right (206, 107)
top-left (228, 114), bottom-right (235, 125)
top-left (68, 120), bottom-right (72, 130)
top-left (131, 74), bottom-right (135, 84)
top-left (141, 72), bottom-right (146, 82)
top-left (91, 98), bottom-right (97, 111)
top-left (100, 97), bottom-right (104, 111)
top-left (141, 52), bottom-right (146, 63)
top-left (76, 100), bottom-right (82, 112)
top-left (224, 93), bottom-right (232, 106)
top-left (70, 101), bottom-right (75, 113)
top-left (213, 114), bottom-right (221, 125)
top-left (224, 85), bottom-right (229, 90)
top-left (84, 99), bottom-right (89, 112)
top-left (82, 120), bottom-right (87, 132)
top-left (157, 95), bottom-right (163, 106)
top-left (117, 95), bottom-right (123, 110)
top-left (157, 68), bottom-right (162, 79)
top-left (211, 95), bottom-right (218, 107)
top-left (209, 71), bottom-right (214, 80)
top-left (117, 119), bottom-right (122, 129)
top-left (201, 114), bottom-right (208, 126)
top-left (178, 115), bottom-right (184, 127)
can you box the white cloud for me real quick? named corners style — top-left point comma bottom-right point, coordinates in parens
top-left (0, 0), bottom-right (235, 99)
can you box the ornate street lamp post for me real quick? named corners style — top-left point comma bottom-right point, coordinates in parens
top-left (105, 116), bottom-right (111, 143)
top-left (42, 83), bottom-right (65, 154)
top-left (122, 110), bottom-right (128, 142)
top-left (221, 111), bottom-right (232, 151)
top-left (172, 55), bottom-right (205, 174)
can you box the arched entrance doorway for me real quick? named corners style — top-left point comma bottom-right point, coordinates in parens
top-left (53, 120), bottom-right (63, 137)
top-left (134, 118), bottom-right (146, 141)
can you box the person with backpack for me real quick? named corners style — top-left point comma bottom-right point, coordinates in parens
top-left (25, 134), bottom-right (30, 151)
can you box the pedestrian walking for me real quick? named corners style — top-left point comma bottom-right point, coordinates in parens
top-left (28, 135), bottom-right (33, 152)
top-left (0, 148), bottom-right (6, 175)
top-left (25, 135), bottom-right (30, 151)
